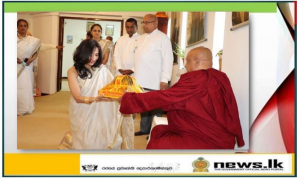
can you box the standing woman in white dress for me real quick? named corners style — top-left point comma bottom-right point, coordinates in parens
top-left (90, 24), bottom-right (114, 73)
top-left (17, 19), bottom-right (41, 115)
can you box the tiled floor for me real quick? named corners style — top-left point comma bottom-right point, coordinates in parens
top-left (17, 91), bottom-right (148, 150)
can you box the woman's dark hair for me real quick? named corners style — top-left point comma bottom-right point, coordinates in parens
top-left (73, 39), bottom-right (102, 79)
top-left (90, 24), bottom-right (102, 31)
top-left (17, 19), bottom-right (29, 27)
top-left (86, 31), bottom-right (93, 38)
top-left (90, 24), bottom-right (103, 39)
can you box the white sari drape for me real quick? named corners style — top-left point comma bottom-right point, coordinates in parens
top-left (98, 39), bottom-right (115, 73)
top-left (17, 35), bottom-right (41, 115)
top-left (69, 65), bottom-right (134, 149)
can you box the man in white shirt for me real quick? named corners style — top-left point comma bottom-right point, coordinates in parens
top-left (114, 18), bottom-right (139, 76)
top-left (134, 14), bottom-right (173, 137)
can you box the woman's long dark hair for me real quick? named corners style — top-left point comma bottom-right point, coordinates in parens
top-left (73, 39), bottom-right (102, 79)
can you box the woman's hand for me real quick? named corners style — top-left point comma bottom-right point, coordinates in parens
top-left (56, 46), bottom-right (64, 50)
top-left (26, 57), bottom-right (33, 66)
top-left (17, 58), bottom-right (22, 64)
top-left (26, 52), bottom-right (38, 66)
top-left (94, 94), bottom-right (113, 102)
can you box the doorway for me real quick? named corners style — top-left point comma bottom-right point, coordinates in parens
top-left (57, 17), bottom-right (123, 91)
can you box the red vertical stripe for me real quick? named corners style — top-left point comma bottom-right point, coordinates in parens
top-left (277, 70), bottom-right (295, 153)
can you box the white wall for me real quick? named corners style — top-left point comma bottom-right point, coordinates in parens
top-left (171, 12), bottom-right (215, 86)
top-left (222, 12), bottom-right (249, 149)
top-left (185, 12), bottom-right (215, 58)
top-left (62, 19), bottom-right (122, 77)
top-left (33, 13), bottom-right (60, 94)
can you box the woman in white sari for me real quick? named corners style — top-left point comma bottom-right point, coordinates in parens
top-left (90, 24), bottom-right (115, 74)
top-left (17, 19), bottom-right (41, 115)
top-left (67, 39), bottom-right (133, 149)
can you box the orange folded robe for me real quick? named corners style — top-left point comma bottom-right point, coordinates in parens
top-left (99, 75), bottom-right (144, 99)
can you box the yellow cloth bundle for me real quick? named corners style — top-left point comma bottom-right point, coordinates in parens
top-left (99, 75), bottom-right (144, 99)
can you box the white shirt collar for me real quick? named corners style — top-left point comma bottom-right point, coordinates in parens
top-left (147, 29), bottom-right (158, 36)
top-left (127, 32), bottom-right (138, 38)
top-left (127, 32), bottom-right (139, 38)
top-left (17, 33), bottom-right (27, 40)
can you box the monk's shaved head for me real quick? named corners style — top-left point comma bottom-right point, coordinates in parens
top-left (189, 46), bottom-right (212, 62)
top-left (185, 46), bottom-right (213, 72)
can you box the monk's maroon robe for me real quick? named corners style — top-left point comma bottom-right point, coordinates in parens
top-left (120, 68), bottom-right (245, 149)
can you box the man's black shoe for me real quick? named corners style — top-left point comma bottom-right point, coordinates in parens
top-left (134, 131), bottom-right (148, 136)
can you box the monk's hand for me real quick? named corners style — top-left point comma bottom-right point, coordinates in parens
top-left (160, 82), bottom-right (168, 90)
top-left (117, 95), bottom-right (123, 104)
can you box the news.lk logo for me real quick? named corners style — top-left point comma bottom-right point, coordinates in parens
top-left (214, 159), bottom-right (284, 171)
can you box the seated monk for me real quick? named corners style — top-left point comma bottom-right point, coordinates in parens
top-left (119, 47), bottom-right (245, 149)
